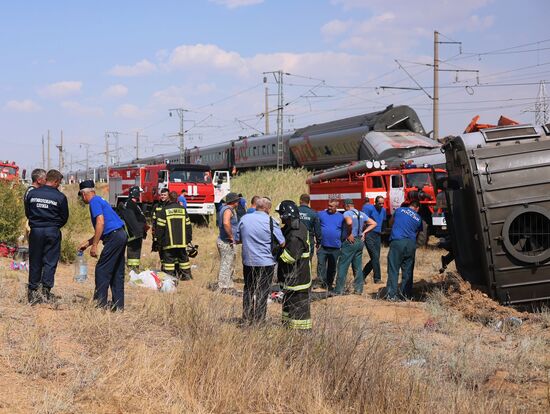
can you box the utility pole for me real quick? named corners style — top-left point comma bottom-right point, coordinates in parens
top-left (263, 70), bottom-right (286, 170)
top-left (169, 108), bottom-right (188, 163)
top-left (263, 77), bottom-right (270, 134)
top-left (41, 134), bottom-right (45, 169)
top-left (535, 80), bottom-right (549, 125)
top-left (47, 130), bottom-right (51, 170)
top-left (104, 131), bottom-right (109, 184)
top-left (105, 131), bottom-right (121, 165)
top-left (433, 31), bottom-right (439, 141)
top-left (136, 131), bottom-right (139, 160)
top-left (56, 129), bottom-right (64, 173)
top-left (80, 143), bottom-right (90, 179)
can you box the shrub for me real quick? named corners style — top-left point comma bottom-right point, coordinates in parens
top-left (60, 237), bottom-right (77, 264)
top-left (0, 181), bottom-right (25, 244)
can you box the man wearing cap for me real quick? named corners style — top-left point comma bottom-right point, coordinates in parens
top-left (236, 197), bottom-right (285, 324)
top-left (386, 200), bottom-right (423, 301)
top-left (298, 193), bottom-right (322, 263)
top-left (152, 188), bottom-right (169, 260)
top-left (25, 169), bottom-right (68, 304)
top-left (216, 192), bottom-right (240, 292)
top-left (363, 195), bottom-right (387, 284)
top-left (335, 199), bottom-right (376, 295)
top-left (78, 180), bottom-right (127, 310)
top-left (317, 199), bottom-right (344, 290)
top-left (119, 186), bottom-right (147, 272)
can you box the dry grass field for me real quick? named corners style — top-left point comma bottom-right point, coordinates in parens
top-left (0, 169), bottom-right (548, 413)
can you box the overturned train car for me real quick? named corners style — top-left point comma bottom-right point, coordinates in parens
top-left (443, 123), bottom-right (550, 305)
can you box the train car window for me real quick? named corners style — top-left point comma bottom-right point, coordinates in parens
top-left (253, 146), bottom-right (257, 156)
top-left (145, 170), bottom-right (151, 182)
top-left (391, 175), bottom-right (403, 188)
top-left (272, 144), bottom-right (276, 154)
top-left (262, 145), bottom-right (266, 155)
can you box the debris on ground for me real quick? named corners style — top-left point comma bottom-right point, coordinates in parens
top-left (129, 270), bottom-right (177, 292)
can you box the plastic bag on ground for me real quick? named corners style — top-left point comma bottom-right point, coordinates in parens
top-left (129, 270), bottom-right (177, 293)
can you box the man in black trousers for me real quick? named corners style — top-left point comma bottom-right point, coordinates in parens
top-left (25, 169), bottom-right (69, 304)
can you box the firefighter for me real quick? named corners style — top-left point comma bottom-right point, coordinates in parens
top-left (25, 169), bottom-right (68, 304)
top-left (156, 191), bottom-right (193, 280)
top-left (276, 200), bottom-right (312, 330)
top-left (152, 187), bottom-right (169, 260)
top-left (120, 186), bottom-right (147, 272)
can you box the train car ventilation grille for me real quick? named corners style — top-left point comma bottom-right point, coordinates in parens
top-left (482, 125), bottom-right (539, 142)
top-left (502, 206), bottom-right (550, 264)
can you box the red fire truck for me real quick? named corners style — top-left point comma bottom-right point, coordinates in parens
top-left (307, 160), bottom-right (447, 243)
top-left (108, 163), bottom-right (230, 217)
top-left (0, 161), bottom-right (20, 181)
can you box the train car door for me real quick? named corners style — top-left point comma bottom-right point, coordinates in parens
top-left (389, 173), bottom-right (405, 213)
top-left (157, 169), bottom-right (168, 194)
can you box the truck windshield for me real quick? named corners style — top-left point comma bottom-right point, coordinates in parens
top-left (1, 167), bottom-right (17, 175)
top-left (405, 173), bottom-right (430, 188)
top-left (169, 170), bottom-right (209, 183)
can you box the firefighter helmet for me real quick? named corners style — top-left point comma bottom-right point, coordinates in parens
top-left (186, 244), bottom-right (199, 258)
top-left (129, 186), bottom-right (142, 199)
top-left (276, 200), bottom-right (300, 220)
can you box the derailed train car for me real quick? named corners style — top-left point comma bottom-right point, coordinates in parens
top-left (443, 124), bottom-right (550, 304)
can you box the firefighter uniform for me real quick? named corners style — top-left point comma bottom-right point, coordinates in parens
top-left (156, 201), bottom-right (193, 280)
top-left (151, 198), bottom-right (168, 259)
top-left (25, 183), bottom-right (69, 303)
top-left (277, 201), bottom-right (312, 330)
top-left (119, 188), bottom-right (147, 271)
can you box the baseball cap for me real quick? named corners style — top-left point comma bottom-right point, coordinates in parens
top-left (343, 198), bottom-right (354, 205)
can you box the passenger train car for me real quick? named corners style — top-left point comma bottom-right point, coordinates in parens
top-left (67, 104), bottom-right (445, 180)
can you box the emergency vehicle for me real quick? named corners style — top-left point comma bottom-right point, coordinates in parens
top-left (108, 163), bottom-right (230, 217)
top-left (307, 160), bottom-right (447, 244)
top-left (0, 161), bottom-right (19, 181)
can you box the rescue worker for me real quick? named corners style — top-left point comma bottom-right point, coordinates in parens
top-left (317, 199), bottom-right (344, 290)
top-left (156, 191), bottom-right (193, 280)
top-left (177, 189), bottom-right (187, 208)
top-left (297, 193), bottom-right (322, 262)
top-left (246, 195), bottom-right (259, 214)
top-left (386, 200), bottom-right (423, 301)
top-left (78, 180), bottom-right (127, 311)
top-left (216, 192), bottom-right (240, 292)
top-left (119, 186), bottom-right (147, 272)
top-left (152, 187), bottom-right (169, 261)
top-left (26, 169), bottom-right (68, 304)
top-left (335, 199), bottom-right (376, 295)
top-left (276, 200), bottom-right (312, 330)
top-left (363, 195), bottom-right (387, 284)
top-left (236, 193), bottom-right (247, 220)
top-left (23, 168), bottom-right (46, 242)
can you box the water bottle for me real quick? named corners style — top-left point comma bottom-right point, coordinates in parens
top-left (74, 251), bottom-right (88, 282)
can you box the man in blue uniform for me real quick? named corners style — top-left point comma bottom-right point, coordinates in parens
top-left (25, 169), bottom-right (68, 304)
top-left (78, 180), bottom-right (127, 311)
top-left (297, 194), bottom-right (322, 261)
top-left (363, 196), bottom-right (387, 284)
top-left (177, 189), bottom-right (187, 208)
top-left (317, 199), bottom-right (344, 290)
top-left (386, 200), bottom-right (423, 301)
top-left (335, 199), bottom-right (376, 295)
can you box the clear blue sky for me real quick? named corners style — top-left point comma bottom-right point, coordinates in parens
top-left (1, 0), bottom-right (549, 172)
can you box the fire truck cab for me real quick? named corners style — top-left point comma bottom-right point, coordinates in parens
top-left (308, 160), bottom-right (447, 244)
top-left (109, 163), bottom-right (223, 217)
top-left (0, 161), bottom-right (19, 181)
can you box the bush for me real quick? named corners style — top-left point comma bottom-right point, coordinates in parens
top-left (0, 181), bottom-right (25, 244)
top-left (60, 237), bottom-right (77, 264)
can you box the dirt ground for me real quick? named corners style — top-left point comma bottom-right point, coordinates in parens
top-left (0, 232), bottom-right (549, 413)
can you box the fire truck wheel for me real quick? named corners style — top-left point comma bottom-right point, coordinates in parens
top-left (416, 220), bottom-right (429, 247)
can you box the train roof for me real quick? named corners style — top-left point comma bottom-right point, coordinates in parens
top-left (292, 105), bottom-right (426, 138)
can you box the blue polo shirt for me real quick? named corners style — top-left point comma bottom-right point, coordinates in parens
top-left (364, 204), bottom-right (386, 234)
top-left (246, 207), bottom-right (256, 214)
top-left (177, 195), bottom-right (187, 208)
top-left (89, 195), bottom-right (124, 237)
top-left (390, 207), bottom-right (422, 242)
top-left (236, 211), bottom-right (284, 266)
top-left (343, 208), bottom-right (368, 237)
top-left (318, 210), bottom-right (344, 248)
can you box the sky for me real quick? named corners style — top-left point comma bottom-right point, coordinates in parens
top-left (1, 0), bottom-right (549, 173)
